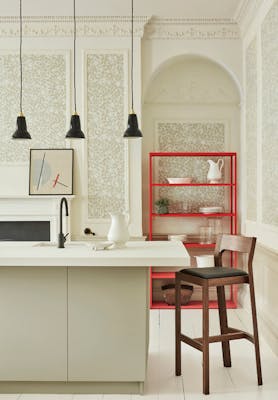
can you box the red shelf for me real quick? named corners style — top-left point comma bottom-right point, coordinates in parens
top-left (151, 300), bottom-right (237, 310)
top-left (149, 151), bottom-right (237, 310)
top-left (184, 243), bottom-right (215, 248)
top-left (152, 272), bottom-right (176, 279)
top-left (152, 183), bottom-right (235, 187)
top-left (152, 213), bottom-right (235, 217)
top-left (150, 152), bottom-right (236, 157)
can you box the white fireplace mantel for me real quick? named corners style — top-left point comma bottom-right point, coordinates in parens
top-left (0, 195), bottom-right (75, 242)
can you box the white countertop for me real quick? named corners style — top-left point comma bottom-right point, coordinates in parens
top-left (0, 240), bottom-right (190, 268)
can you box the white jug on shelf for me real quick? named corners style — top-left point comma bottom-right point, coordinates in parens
top-left (107, 212), bottom-right (130, 248)
top-left (207, 159), bottom-right (224, 183)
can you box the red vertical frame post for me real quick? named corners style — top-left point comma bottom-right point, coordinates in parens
top-left (233, 153), bottom-right (238, 305)
top-left (149, 153), bottom-right (153, 307)
top-left (149, 153), bottom-right (153, 241)
top-left (234, 153), bottom-right (237, 235)
top-left (230, 155), bottom-right (233, 234)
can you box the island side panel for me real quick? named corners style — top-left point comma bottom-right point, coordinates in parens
top-left (0, 267), bottom-right (67, 381)
top-left (68, 266), bottom-right (149, 382)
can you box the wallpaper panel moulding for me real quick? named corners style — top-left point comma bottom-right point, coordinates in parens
top-left (156, 121), bottom-right (226, 211)
top-left (0, 52), bottom-right (68, 163)
top-left (261, 1), bottom-right (278, 226)
top-left (0, 16), bottom-right (240, 40)
top-left (86, 51), bottom-right (128, 219)
top-left (245, 38), bottom-right (257, 221)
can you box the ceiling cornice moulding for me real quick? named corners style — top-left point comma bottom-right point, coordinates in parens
top-left (0, 16), bottom-right (150, 38)
top-left (144, 17), bottom-right (240, 39)
top-left (0, 16), bottom-right (240, 39)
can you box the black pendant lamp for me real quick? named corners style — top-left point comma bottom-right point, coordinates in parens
top-left (12, 0), bottom-right (31, 140)
top-left (124, 0), bottom-right (142, 138)
top-left (66, 0), bottom-right (85, 139)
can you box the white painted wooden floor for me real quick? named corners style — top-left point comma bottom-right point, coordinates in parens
top-left (2, 309), bottom-right (278, 400)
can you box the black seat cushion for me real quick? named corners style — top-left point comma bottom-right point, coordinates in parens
top-left (179, 267), bottom-right (248, 279)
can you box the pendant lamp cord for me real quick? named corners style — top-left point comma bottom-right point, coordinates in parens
top-left (19, 0), bottom-right (23, 115)
top-left (73, 0), bottom-right (77, 114)
top-left (131, 0), bottom-right (134, 111)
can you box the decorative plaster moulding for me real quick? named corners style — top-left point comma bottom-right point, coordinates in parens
top-left (144, 17), bottom-right (240, 40)
top-left (235, 0), bottom-right (267, 34)
top-left (0, 15), bottom-right (240, 40)
top-left (0, 16), bottom-right (150, 38)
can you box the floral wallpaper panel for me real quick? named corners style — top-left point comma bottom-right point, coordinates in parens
top-left (261, 1), bottom-right (278, 226)
top-left (245, 38), bottom-right (257, 221)
top-left (87, 52), bottom-right (126, 219)
top-left (0, 54), bottom-right (67, 163)
top-left (157, 122), bottom-right (225, 211)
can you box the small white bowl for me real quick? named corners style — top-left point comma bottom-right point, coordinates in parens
top-left (168, 234), bottom-right (187, 242)
top-left (92, 241), bottom-right (114, 251)
top-left (167, 177), bottom-right (192, 184)
top-left (199, 206), bottom-right (223, 214)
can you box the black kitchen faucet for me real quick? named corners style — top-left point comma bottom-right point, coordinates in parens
top-left (58, 197), bottom-right (69, 248)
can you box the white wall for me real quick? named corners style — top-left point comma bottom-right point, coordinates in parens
top-left (240, 0), bottom-right (278, 354)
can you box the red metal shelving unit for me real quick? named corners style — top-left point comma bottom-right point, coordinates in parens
top-left (149, 151), bottom-right (237, 309)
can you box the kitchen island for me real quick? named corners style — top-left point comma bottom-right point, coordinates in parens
top-left (0, 240), bottom-right (189, 394)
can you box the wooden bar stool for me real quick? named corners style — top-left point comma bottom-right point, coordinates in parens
top-left (175, 234), bottom-right (262, 395)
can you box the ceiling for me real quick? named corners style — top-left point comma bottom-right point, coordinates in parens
top-left (0, 0), bottom-right (247, 20)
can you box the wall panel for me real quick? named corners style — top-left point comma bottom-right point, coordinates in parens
top-left (86, 51), bottom-right (127, 219)
top-left (245, 39), bottom-right (258, 221)
top-left (261, 1), bottom-right (278, 226)
top-left (0, 53), bottom-right (67, 163)
top-left (156, 121), bottom-right (225, 211)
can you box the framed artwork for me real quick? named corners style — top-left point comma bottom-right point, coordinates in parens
top-left (29, 149), bottom-right (74, 195)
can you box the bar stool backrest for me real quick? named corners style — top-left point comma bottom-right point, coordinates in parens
top-left (214, 234), bottom-right (256, 275)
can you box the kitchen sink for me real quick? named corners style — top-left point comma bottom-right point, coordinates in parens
top-left (32, 241), bottom-right (91, 248)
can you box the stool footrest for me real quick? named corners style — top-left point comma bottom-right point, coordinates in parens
top-left (180, 333), bottom-right (203, 351)
top-left (193, 328), bottom-right (254, 344)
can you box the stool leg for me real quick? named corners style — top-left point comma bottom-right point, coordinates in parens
top-left (217, 286), bottom-right (231, 367)
top-left (249, 277), bottom-right (263, 385)
top-left (203, 282), bottom-right (209, 395)
top-left (175, 273), bottom-right (181, 376)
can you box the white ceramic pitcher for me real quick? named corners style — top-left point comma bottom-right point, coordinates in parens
top-left (107, 212), bottom-right (130, 248)
top-left (207, 159), bottom-right (224, 183)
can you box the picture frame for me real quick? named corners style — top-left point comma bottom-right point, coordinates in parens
top-left (29, 149), bottom-right (74, 195)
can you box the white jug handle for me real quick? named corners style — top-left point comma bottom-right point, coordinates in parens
top-left (217, 159), bottom-right (224, 172)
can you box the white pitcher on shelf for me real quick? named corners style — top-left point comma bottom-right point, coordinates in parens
top-left (207, 159), bottom-right (224, 183)
top-left (107, 212), bottom-right (130, 248)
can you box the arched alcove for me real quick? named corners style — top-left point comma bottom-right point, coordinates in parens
top-left (142, 54), bottom-right (241, 234)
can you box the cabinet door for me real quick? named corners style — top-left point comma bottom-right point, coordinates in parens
top-left (68, 267), bottom-right (149, 381)
top-left (0, 267), bottom-right (67, 381)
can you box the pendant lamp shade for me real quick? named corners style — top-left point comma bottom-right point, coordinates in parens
top-left (66, 113), bottom-right (85, 139)
top-left (123, 112), bottom-right (142, 138)
top-left (13, 0), bottom-right (31, 139)
top-left (66, 0), bottom-right (85, 139)
top-left (124, 0), bottom-right (142, 138)
top-left (13, 114), bottom-right (31, 139)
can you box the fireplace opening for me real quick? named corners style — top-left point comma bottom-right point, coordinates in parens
top-left (0, 221), bottom-right (50, 241)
